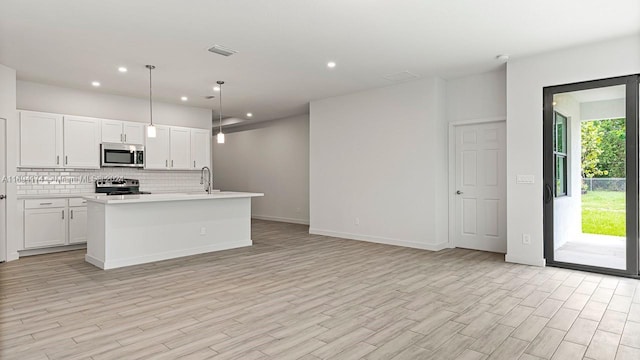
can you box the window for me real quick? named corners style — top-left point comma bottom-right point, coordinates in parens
top-left (554, 111), bottom-right (568, 197)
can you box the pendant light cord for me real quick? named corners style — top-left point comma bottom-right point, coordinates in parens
top-left (218, 82), bottom-right (223, 133)
top-left (149, 66), bottom-right (153, 126)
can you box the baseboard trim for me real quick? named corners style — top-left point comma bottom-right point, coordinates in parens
top-left (309, 228), bottom-right (449, 252)
top-left (19, 244), bottom-right (87, 257)
top-left (86, 240), bottom-right (253, 270)
top-left (252, 215), bottom-right (309, 225)
top-left (505, 253), bottom-right (546, 267)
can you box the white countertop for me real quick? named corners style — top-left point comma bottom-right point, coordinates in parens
top-left (84, 191), bottom-right (264, 204)
top-left (18, 193), bottom-right (97, 200)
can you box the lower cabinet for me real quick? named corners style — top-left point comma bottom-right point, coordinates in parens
top-left (23, 198), bottom-right (88, 250)
top-left (24, 207), bottom-right (67, 248)
top-left (68, 206), bottom-right (87, 244)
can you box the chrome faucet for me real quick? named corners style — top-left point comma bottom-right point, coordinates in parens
top-left (200, 166), bottom-right (212, 194)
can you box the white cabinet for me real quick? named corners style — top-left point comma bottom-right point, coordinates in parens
top-left (102, 120), bottom-right (144, 145)
top-left (170, 127), bottom-right (191, 169)
top-left (63, 116), bottom-right (101, 168)
top-left (145, 125), bottom-right (171, 169)
top-left (24, 207), bottom-right (66, 249)
top-left (190, 128), bottom-right (211, 169)
top-left (22, 198), bottom-right (88, 249)
top-left (123, 122), bottom-right (145, 145)
top-left (69, 206), bottom-right (87, 244)
top-left (19, 111), bottom-right (63, 167)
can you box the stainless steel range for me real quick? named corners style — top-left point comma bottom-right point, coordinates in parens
top-left (95, 178), bottom-right (151, 196)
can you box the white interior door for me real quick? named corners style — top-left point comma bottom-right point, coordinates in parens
top-left (0, 118), bottom-right (6, 262)
top-left (454, 121), bottom-right (506, 253)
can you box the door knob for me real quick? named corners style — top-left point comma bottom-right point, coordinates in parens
top-left (456, 190), bottom-right (463, 195)
top-left (0, 195), bottom-right (5, 200)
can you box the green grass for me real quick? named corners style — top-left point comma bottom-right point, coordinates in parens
top-left (582, 191), bottom-right (626, 237)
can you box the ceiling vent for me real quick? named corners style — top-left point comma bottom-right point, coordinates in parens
top-left (208, 44), bottom-right (238, 57)
top-left (383, 71), bottom-right (420, 82)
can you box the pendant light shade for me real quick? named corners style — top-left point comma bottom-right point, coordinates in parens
top-left (216, 80), bottom-right (225, 144)
top-left (146, 65), bottom-right (157, 138)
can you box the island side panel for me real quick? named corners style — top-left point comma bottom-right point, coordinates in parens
top-left (85, 201), bottom-right (107, 268)
top-left (101, 197), bottom-right (252, 269)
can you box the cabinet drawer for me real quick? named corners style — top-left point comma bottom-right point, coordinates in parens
top-left (24, 199), bottom-right (67, 209)
top-left (69, 198), bottom-right (88, 207)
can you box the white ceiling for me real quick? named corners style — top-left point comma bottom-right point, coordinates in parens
top-left (1, 0), bottom-right (639, 126)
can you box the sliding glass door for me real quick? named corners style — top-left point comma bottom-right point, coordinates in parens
top-left (543, 75), bottom-right (639, 277)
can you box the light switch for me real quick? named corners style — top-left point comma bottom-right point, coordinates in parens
top-left (516, 175), bottom-right (535, 184)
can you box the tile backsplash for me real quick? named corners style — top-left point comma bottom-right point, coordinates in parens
top-left (17, 167), bottom-right (206, 196)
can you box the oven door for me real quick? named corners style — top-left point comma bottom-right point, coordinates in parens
top-left (101, 144), bottom-right (144, 167)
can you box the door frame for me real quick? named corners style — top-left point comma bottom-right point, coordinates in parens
top-left (448, 117), bottom-right (506, 249)
top-left (0, 118), bottom-right (6, 262)
top-left (543, 75), bottom-right (639, 277)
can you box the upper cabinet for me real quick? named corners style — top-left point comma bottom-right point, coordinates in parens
top-left (63, 116), bottom-right (101, 169)
top-left (145, 126), bottom-right (209, 170)
top-left (19, 110), bottom-right (209, 171)
top-left (190, 128), bottom-right (211, 169)
top-left (169, 127), bottom-right (191, 170)
top-left (101, 120), bottom-right (144, 145)
top-left (19, 111), bottom-right (63, 168)
top-left (144, 125), bottom-right (171, 169)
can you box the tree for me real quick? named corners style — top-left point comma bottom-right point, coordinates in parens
top-left (581, 121), bottom-right (606, 178)
top-left (597, 118), bottom-right (625, 178)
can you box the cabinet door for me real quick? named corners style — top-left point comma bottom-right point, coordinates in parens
top-left (145, 125), bottom-right (171, 169)
top-left (19, 111), bottom-right (63, 167)
top-left (24, 208), bottom-right (66, 248)
top-left (69, 207), bottom-right (87, 244)
top-left (190, 129), bottom-right (211, 169)
top-left (170, 127), bottom-right (191, 169)
top-left (63, 116), bottom-right (101, 168)
top-left (101, 119), bottom-right (124, 143)
top-left (123, 122), bottom-right (145, 145)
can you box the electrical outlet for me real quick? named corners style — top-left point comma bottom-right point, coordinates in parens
top-left (200, 227), bottom-right (206, 235)
top-left (522, 233), bottom-right (531, 245)
top-left (355, 217), bottom-right (360, 225)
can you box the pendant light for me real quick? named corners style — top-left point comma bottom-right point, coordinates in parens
top-left (145, 65), bottom-right (157, 138)
top-left (216, 80), bottom-right (225, 144)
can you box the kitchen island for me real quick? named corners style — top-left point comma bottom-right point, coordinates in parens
top-left (83, 192), bottom-right (264, 269)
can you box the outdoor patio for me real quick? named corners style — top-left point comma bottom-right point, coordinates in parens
top-left (555, 232), bottom-right (626, 270)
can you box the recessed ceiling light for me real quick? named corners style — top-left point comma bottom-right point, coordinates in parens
top-left (213, 86), bottom-right (220, 91)
top-left (118, 67), bottom-right (128, 73)
top-left (180, 96), bottom-right (188, 101)
top-left (246, 113), bottom-right (253, 117)
top-left (91, 81), bottom-right (101, 87)
top-left (327, 61), bottom-right (337, 69)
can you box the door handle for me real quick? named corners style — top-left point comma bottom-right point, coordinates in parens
top-left (194, 160), bottom-right (196, 168)
top-left (165, 160), bottom-right (168, 167)
top-left (124, 134), bottom-right (127, 142)
top-left (62, 210), bottom-right (65, 220)
top-left (70, 210), bottom-right (74, 219)
top-left (171, 160), bottom-right (174, 167)
top-left (56, 155), bottom-right (60, 165)
top-left (456, 190), bottom-right (463, 195)
top-left (0, 195), bottom-right (5, 200)
top-left (120, 133), bottom-right (123, 142)
top-left (65, 155), bottom-right (68, 165)
top-left (544, 183), bottom-right (553, 204)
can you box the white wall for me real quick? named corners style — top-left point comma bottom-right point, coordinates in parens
top-left (446, 68), bottom-right (507, 122)
top-left (552, 93), bottom-right (582, 250)
top-left (0, 64), bottom-right (18, 261)
top-left (212, 115), bottom-right (310, 225)
top-left (17, 81), bottom-right (211, 129)
top-left (506, 34), bottom-right (640, 266)
top-left (309, 77), bottom-right (449, 250)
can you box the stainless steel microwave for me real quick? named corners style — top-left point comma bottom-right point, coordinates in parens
top-left (101, 143), bottom-right (144, 167)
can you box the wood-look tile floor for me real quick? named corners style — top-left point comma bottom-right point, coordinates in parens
top-left (1, 220), bottom-right (640, 360)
